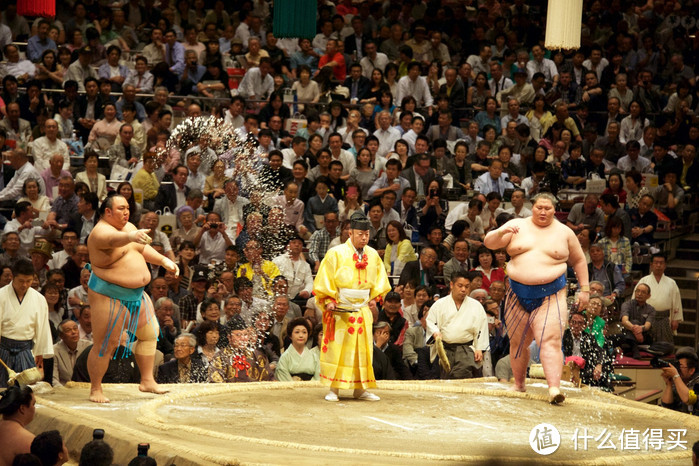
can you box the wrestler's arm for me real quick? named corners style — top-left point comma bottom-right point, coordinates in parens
top-left (566, 227), bottom-right (590, 306)
top-left (142, 244), bottom-right (179, 276)
top-left (91, 222), bottom-right (151, 249)
top-left (483, 219), bottom-right (520, 250)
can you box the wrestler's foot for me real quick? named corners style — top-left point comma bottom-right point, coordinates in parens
top-left (324, 391), bottom-right (339, 402)
top-left (89, 388), bottom-right (110, 403)
top-left (509, 384), bottom-right (526, 393)
top-left (548, 387), bottom-right (565, 404)
top-left (139, 381), bottom-right (168, 395)
top-left (354, 389), bottom-right (380, 401)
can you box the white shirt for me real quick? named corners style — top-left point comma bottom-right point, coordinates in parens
top-left (273, 254), bottom-right (314, 298)
top-left (505, 206), bottom-right (532, 218)
top-left (198, 232), bottom-right (227, 265)
top-left (617, 155), bottom-right (651, 174)
top-left (48, 249), bottom-right (71, 270)
top-left (425, 294), bottom-right (489, 350)
top-left (395, 75), bottom-right (434, 108)
top-left (3, 219), bottom-right (45, 257)
top-left (238, 67), bottom-right (274, 100)
top-left (526, 58), bottom-right (559, 83)
top-left (488, 76), bottom-right (514, 95)
top-left (636, 274), bottom-right (683, 322)
top-left (582, 58), bottom-right (609, 81)
top-left (373, 126), bottom-right (401, 158)
top-left (331, 149), bottom-right (356, 176)
top-left (281, 147), bottom-right (304, 170)
top-left (0, 283), bottom-right (53, 358)
top-left (0, 161), bottom-right (47, 203)
top-left (360, 53), bottom-right (390, 79)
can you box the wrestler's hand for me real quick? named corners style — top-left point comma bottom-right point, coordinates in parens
top-left (499, 224), bottom-right (519, 236)
top-left (162, 257), bottom-right (180, 277)
top-left (128, 229), bottom-right (152, 245)
top-left (576, 290), bottom-right (589, 309)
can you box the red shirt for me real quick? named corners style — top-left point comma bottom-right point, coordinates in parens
top-left (318, 52), bottom-right (346, 81)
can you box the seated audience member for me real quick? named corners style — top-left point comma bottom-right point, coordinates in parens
top-left (373, 321), bottom-right (409, 380)
top-left (443, 239), bottom-right (472, 284)
top-left (237, 239), bottom-right (280, 297)
top-left (377, 291), bottom-right (409, 347)
top-left (273, 236), bottom-right (313, 304)
top-left (587, 243), bottom-right (625, 302)
top-left (0, 385), bottom-right (36, 465)
top-left (620, 284), bottom-right (655, 358)
top-left (566, 194), bottom-right (605, 235)
top-left (384, 220), bottom-right (417, 277)
top-left (29, 430), bottom-right (69, 466)
top-left (72, 332), bottom-right (140, 383)
top-left (482, 299), bottom-right (509, 377)
top-left (52, 319), bottom-right (91, 386)
top-left (563, 312), bottom-right (606, 387)
top-left (471, 247), bottom-right (505, 294)
top-left (399, 247), bottom-right (439, 292)
top-left (156, 333), bottom-right (207, 383)
top-left (154, 297), bottom-right (180, 357)
top-left (660, 347), bottom-right (699, 415)
top-left (402, 301), bottom-right (430, 374)
top-left (654, 170), bottom-right (685, 221)
top-left (0, 149), bottom-right (46, 206)
top-left (209, 319), bottom-right (275, 382)
top-left (78, 438), bottom-right (114, 466)
top-left (275, 318), bottom-right (320, 381)
top-left (308, 212), bottom-right (340, 272)
top-left (629, 194), bottom-right (658, 246)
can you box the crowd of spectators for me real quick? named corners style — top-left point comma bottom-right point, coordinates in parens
top-left (0, 1), bottom-right (698, 462)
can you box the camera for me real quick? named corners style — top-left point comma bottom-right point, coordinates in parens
top-left (429, 189), bottom-right (437, 198)
top-left (209, 222), bottom-right (219, 229)
top-left (650, 357), bottom-right (674, 369)
top-left (137, 443), bottom-right (150, 457)
top-left (93, 429), bottom-right (104, 440)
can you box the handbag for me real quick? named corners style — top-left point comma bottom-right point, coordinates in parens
top-left (157, 207), bottom-right (177, 237)
top-left (284, 112), bottom-right (307, 136)
top-left (110, 163), bottom-right (133, 181)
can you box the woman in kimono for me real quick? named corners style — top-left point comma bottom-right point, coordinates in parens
top-left (275, 318), bottom-right (320, 381)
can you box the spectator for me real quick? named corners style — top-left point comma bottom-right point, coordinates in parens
top-left (238, 58), bottom-right (274, 101)
top-left (63, 47), bottom-right (98, 92)
top-left (0, 385), bottom-right (35, 464)
top-left (587, 243), bottom-right (625, 304)
top-left (123, 56), bottom-right (154, 94)
top-left (87, 102), bottom-right (121, 146)
top-left (619, 284), bottom-right (655, 358)
top-left (52, 319), bottom-right (90, 386)
top-left (395, 61), bottom-right (433, 111)
top-left (0, 102), bottom-right (32, 145)
top-left (566, 194), bottom-right (605, 234)
top-left (562, 312), bottom-right (605, 387)
top-left (275, 318), bottom-right (319, 381)
top-left (78, 439), bottom-right (113, 466)
top-left (163, 29), bottom-right (185, 77)
top-left (194, 211), bottom-right (232, 265)
top-left (384, 220), bottom-right (417, 276)
top-left (308, 211), bottom-right (340, 272)
top-left (660, 347), bottom-right (699, 414)
top-left (45, 175), bottom-right (78, 229)
top-left (131, 153), bottom-right (159, 210)
top-left (74, 152), bottom-right (106, 202)
top-left (29, 430), bottom-right (68, 466)
top-left (0, 44), bottom-right (35, 83)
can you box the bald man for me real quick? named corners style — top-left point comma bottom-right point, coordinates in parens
top-left (31, 119), bottom-right (70, 173)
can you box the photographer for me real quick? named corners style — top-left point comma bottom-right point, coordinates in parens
top-left (660, 347), bottom-right (699, 415)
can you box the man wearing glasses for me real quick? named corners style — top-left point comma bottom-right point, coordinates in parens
top-left (661, 347), bottom-right (699, 415)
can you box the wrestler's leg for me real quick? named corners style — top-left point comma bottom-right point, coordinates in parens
top-left (87, 289), bottom-right (128, 403)
top-left (530, 288), bottom-right (568, 403)
top-left (505, 301), bottom-right (533, 391)
top-left (133, 293), bottom-right (167, 394)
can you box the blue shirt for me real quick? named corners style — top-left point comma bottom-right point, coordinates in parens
top-left (27, 36), bottom-right (56, 63)
top-left (116, 99), bottom-right (147, 122)
top-left (165, 42), bottom-right (186, 76)
top-left (290, 50), bottom-right (321, 74)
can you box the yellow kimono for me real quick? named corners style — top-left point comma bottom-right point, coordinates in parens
top-left (237, 260), bottom-right (280, 296)
top-left (313, 239), bottom-right (392, 389)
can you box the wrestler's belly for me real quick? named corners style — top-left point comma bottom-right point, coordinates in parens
top-left (507, 251), bottom-right (568, 285)
top-left (91, 251), bottom-right (151, 289)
